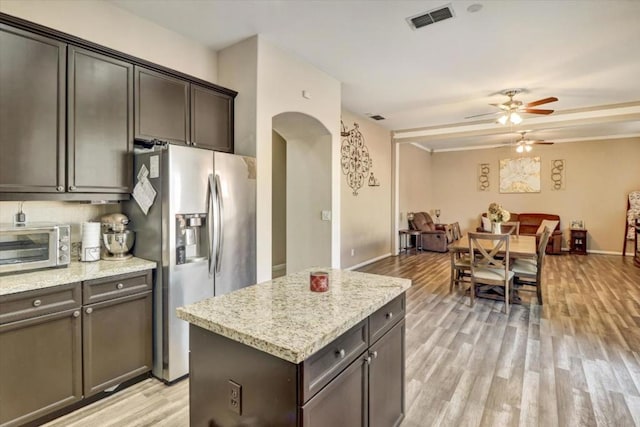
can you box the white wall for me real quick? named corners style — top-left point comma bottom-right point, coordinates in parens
top-left (219, 36), bottom-right (341, 281)
top-left (0, 0), bottom-right (218, 83)
top-left (286, 133), bottom-right (332, 272)
top-left (218, 36), bottom-right (258, 156)
top-left (271, 131), bottom-right (286, 272)
top-left (398, 143), bottom-right (433, 229)
top-left (340, 110), bottom-right (393, 268)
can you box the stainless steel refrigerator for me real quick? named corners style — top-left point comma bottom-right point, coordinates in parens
top-left (125, 144), bottom-right (256, 383)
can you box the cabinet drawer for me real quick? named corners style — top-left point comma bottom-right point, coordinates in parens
top-left (369, 294), bottom-right (405, 344)
top-left (83, 270), bottom-right (152, 305)
top-left (300, 319), bottom-right (368, 404)
top-left (0, 282), bottom-right (81, 324)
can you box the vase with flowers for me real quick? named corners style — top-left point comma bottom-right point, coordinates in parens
top-left (487, 203), bottom-right (510, 234)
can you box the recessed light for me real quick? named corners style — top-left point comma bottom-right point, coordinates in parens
top-left (467, 3), bottom-right (483, 13)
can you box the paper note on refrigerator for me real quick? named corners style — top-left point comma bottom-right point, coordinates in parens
top-left (132, 176), bottom-right (157, 215)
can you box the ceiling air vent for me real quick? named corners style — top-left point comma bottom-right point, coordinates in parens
top-left (407, 4), bottom-right (455, 30)
top-left (369, 115), bottom-right (385, 121)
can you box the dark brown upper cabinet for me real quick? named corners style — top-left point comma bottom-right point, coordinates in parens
top-left (68, 47), bottom-right (133, 193)
top-left (135, 66), bottom-right (190, 145)
top-left (0, 24), bottom-right (66, 194)
top-left (191, 84), bottom-right (233, 152)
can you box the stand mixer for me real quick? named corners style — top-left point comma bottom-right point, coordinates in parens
top-left (101, 213), bottom-right (135, 260)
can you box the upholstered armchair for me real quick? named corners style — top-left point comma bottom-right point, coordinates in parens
top-left (409, 212), bottom-right (448, 253)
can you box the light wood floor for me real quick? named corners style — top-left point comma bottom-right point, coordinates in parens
top-left (45, 253), bottom-right (640, 427)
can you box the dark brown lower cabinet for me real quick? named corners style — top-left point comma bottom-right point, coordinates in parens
top-left (369, 319), bottom-right (405, 427)
top-left (301, 355), bottom-right (368, 426)
top-left (0, 308), bottom-right (82, 427)
top-left (0, 270), bottom-right (153, 426)
top-left (83, 291), bottom-right (152, 397)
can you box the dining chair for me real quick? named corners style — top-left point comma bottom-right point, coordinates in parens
top-left (450, 250), bottom-right (471, 292)
top-left (452, 222), bottom-right (462, 241)
top-left (502, 221), bottom-right (520, 235)
top-left (468, 232), bottom-right (515, 314)
top-left (444, 224), bottom-right (455, 243)
top-left (511, 227), bottom-right (551, 304)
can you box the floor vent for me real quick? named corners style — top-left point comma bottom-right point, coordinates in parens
top-left (369, 115), bottom-right (385, 121)
top-left (407, 4), bottom-right (454, 29)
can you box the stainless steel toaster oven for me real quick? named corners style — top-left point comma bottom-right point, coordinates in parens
top-left (0, 223), bottom-right (71, 274)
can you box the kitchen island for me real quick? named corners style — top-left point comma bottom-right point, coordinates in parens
top-left (177, 268), bottom-right (411, 427)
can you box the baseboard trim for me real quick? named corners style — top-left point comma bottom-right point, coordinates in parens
top-left (588, 249), bottom-right (633, 256)
top-left (561, 248), bottom-right (632, 256)
top-left (346, 253), bottom-right (392, 271)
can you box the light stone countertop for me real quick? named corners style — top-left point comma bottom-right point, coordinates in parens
top-left (0, 257), bottom-right (156, 296)
top-left (176, 268), bottom-right (411, 364)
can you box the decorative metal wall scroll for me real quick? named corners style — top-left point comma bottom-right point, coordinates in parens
top-left (478, 163), bottom-right (490, 191)
top-left (368, 172), bottom-right (380, 187)
top-left (341, 120), bottom-right (372, 195)
top-left (551, 159), bottom-right (565, 190)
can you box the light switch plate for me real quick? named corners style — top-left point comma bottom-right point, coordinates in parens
top-left (321, 210), bottom-right (331, 221)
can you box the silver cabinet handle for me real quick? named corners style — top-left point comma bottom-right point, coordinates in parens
top-left (73, 311), bottom-right (80, 318)
top-left (365, 356), bottom-right (372, 364)
top-left (371, 351), bottom-right (378, 359)
top-left (192, 142), bottom-right (197, 146)
top-left (386, 312), bottom-right (393, 320)
top-left (33, 299), bottom-right (42, 307)
top-left (116, 283), bottom-right (124, 290)
top-left (69, 185), bottom-right (77, 191)
top-left (86, 307), bottom-right (93, 314)
top-left (56, 186), bottom-right (64, 192)
top-left (336, 349), bottom-right (346, 358)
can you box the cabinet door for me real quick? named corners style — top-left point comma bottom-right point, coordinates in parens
top-left (82, 291), bottom-right (152, 397)
top-left (301, 356), bottom-right (367, 427)
top-left (369, 319), bottom-right (405, 427)
top-left (0, 24), bottom-right (66, 193)
top-left (135, 66), bottom-right (189, 145)
top-left (68, 47), bottom-right (133, 193)
top-left (190, 84), bottom-right (233, 152)
top-left (0, 308), bottom-right (82, 426)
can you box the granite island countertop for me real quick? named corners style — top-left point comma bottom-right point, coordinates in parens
top-left (176, 268), bottom-right (411, 364)
top-left (0, 257), bottom-right (156, 296)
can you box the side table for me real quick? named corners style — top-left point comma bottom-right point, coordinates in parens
top-left (570, 228), bottom-right (588, 255)
top-left (399, 229), bottom-right (422, 254)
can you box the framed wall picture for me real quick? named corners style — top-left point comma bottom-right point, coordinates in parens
top-left (570, 220), bottom-right (584, 229)
top-left (499, 157), bottom-right (541, 193)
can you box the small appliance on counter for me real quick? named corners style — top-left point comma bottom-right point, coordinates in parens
top-left (0, 223), bottom-right (70, 274)
top-left (101, 213), bottom-right (135, 261)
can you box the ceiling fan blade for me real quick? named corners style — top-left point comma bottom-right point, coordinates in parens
top-left (522, 108), bottom-right (554, 115)
top-left (531, 141), bottom-right (554, 145)
top-left (525, 97), bottom-right (558, 107)
top-left (464, 111), bottom-right (500, 119)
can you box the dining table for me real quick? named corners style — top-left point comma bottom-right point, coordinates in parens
top-left (449, 234), bottom-right (537, 303)
top-left (449, 234), bottom-right (537, 259)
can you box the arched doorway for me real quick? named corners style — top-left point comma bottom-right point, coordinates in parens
top-left (272, 112), bottom-right (332, 276)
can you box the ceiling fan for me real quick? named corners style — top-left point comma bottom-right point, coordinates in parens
top-left (466, 89), bottom-right (558, 124)
top-left (508, 131), bottom-right (555, 153)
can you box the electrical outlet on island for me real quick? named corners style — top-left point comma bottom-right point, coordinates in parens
top-left (351, 249), bottom-right (355, 257)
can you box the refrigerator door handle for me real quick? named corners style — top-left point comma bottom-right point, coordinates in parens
top-left (215, 174), bottom-right (224, 273)
top-left (208, 174), bottom-right (216, 276)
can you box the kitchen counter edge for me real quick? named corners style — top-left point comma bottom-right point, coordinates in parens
top-left (176, 269), bottom-right (411, 364)
top-left (0, 258), bottom-right (157, 296)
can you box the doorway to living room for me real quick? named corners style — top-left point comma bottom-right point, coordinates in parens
top-left (272, 112), bottom-right (332, 277)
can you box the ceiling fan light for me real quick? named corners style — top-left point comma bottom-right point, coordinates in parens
top-left (510, 112), bottom-right (522, 124)
top-left (498, 114), bottom-right (508, 125)
top-left (516, 144), bottom-right (524, 153)
top-left (525, 145), bottom-right (532, 152)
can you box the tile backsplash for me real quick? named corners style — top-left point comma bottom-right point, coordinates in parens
top-left (0, 201), bottom-right (121, 246)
